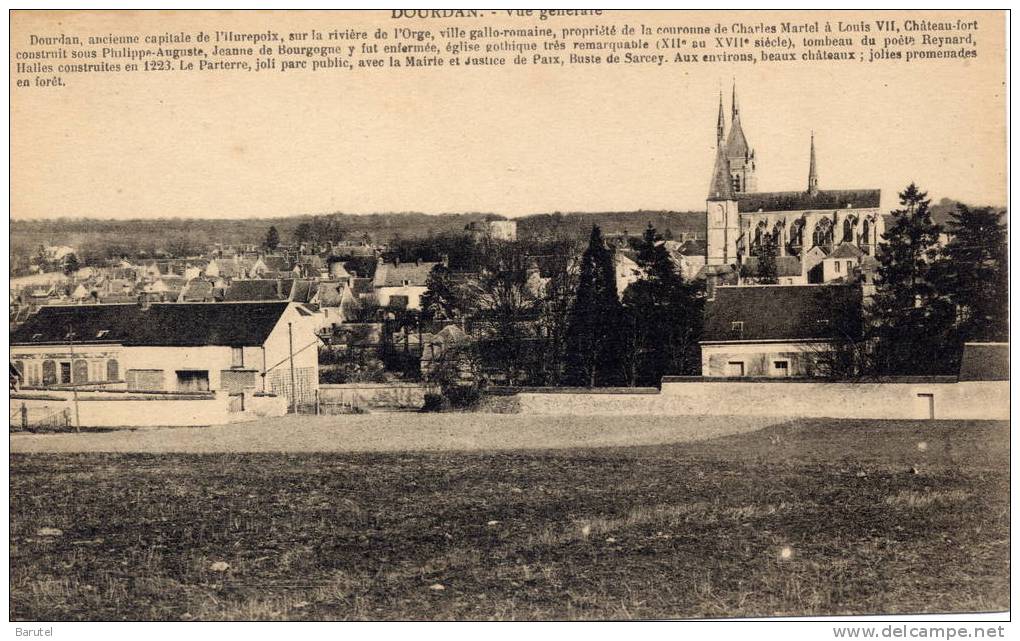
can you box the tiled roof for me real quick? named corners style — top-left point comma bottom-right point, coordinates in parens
top-left (703, 284), bottom-right (862, 343)
top-left (262, 255), bottom-right (293, 272)
top-left (180, 279), bottom-right (214, 301)
top-left (315, 281), bottom-right (348, 307)
top-left (828, 243), bottom-right (865, 259)
top-left (374, 261), bottom-right (439, 288)
top-left (222, 279), bottom-right (293, 301)
top-left (737, 189), bottom-right (881, 213)
top-left (958, 343), bottom-right (1008, 381)
top-left (11, 302), bottom-right (290, 347)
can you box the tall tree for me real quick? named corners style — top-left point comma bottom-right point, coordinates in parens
top-left (293, 222), bottom-right (313, 246)
top-left (466, 241), bottom-right (542, 386)
top-left (931, 204), bottom-right (1008, 342)
top-left (265, 225), bottom-right (280, 250)
top-left (420, 263), bottom-right (462, 322)
top-left (61, 253), bottom-right (80, 276)
top-left (751, 232), bottom-right (779, 284)
top-left (621, 224), bottom-right (705, 385)
top-left (563, 226), bottom-right (625, 387)
top-left (869, 183), bottom-right (956, 375)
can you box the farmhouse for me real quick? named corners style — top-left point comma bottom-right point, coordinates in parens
top-left (700, 283), bottom-right (862, 377)
top-left (10, 300), bottom-right (320, 410)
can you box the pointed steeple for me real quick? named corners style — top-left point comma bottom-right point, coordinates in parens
top-left (708, 143), bottom-right (735, 201)
top-left (731, 80), bottom-right (739, 119)
top-left (808, 131), bottom-right (819, 194)
top-left (716, 90), bottom-right (725, 144)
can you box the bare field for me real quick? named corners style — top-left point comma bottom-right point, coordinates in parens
top-left (9, 413), bottom-right (778, 454)
top-left (9, 418), bottom-right (1009, 620)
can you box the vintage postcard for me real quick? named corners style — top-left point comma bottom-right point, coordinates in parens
top-left (7, 8), bottom-right (1009, 631)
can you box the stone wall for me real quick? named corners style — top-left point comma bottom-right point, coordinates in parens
top-left (511, 379), bottom-right (1008, 420)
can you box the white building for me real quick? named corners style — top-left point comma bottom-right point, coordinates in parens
top-left (10, 300), bottom-right (320, 410)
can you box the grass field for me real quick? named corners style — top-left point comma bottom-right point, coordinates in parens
top-left (9, 418), bottom-right (1009, 620)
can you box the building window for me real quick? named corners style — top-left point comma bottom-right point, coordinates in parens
top-left (847, 261), bottom-right (853, 273)
top-left (42, 360), bottom-right (56, 386)
top-left (126, 369), bottom-right (164, 391)
top-left (72, 360), bottom-right (89, 384)
top-left (107, 359), bottom-right (119, 381)
top-left (175, 370), bottom-right (210, 393)
top-left (725, 361), bottom-right (745, 377)
top-left (59, 362), bottom-right (72, 384)
top-left (730, 321), bottom-right (744, 339)
top-left (834, 261), bottom-right (841, 273)
top-left (772, 360), bottom-right (790, 377)
top-left (231, 346), bottom-right (244, 368)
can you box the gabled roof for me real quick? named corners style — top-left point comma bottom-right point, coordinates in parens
top-left (222, 279), bottom-right (293, 301)
top-left (737, 189), bottom-right (881, 213)
top-left (261, 255), bottom-right (293, 272)
top-left (11, 302), bottom-right (290, 347)
top-left (180, 279), bottom-right (215, 301)
top-left (703, 284), bottom-right (862, 343)
top-left (828, 243), bottom-right (865, 260)
top-left (958, 343), bottom-right (1008, 381)
top-left (374, 261), bottom-right (439, 288)
top-left (315, 281), bottom-right (348, 307)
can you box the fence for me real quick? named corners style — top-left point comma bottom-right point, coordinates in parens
top-left (318, 383), bottom-right (425, 412)
top-left (10, 402), bottom-right (72, 431)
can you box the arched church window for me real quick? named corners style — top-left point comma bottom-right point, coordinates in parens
top-left (842, 217), bottom-right (856, 244)
top-left (788, 219), bottom-right (805, 256)
top-left (813, 218), bottom-right (834, 248)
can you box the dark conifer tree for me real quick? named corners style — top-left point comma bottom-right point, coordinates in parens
top-left (869, 183), bottom-right (956, 375)
top-left (931, 204), bottom-right (1008, 342)
top-left (563, 226), bottom-right (625, 387)
top-left (265, 225), bottom-right (281, 250)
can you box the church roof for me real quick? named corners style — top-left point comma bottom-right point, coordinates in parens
top-left (707, 144), bottom-right (735, 201)
top-left (737, 189), bottom-right (881, 213)
top-left (725, 116), bottom-right (750, 159)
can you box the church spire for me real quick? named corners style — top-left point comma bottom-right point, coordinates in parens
top-left (808, 131), bottom-right (819, 195)
top-left (708, 142), bottom-right (735, 201)
top-left (731, 80), bottom-right (739, 119)
top-left (717, 90), bottom-right (725, 144)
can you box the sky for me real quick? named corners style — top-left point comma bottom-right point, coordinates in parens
top-left (10, 10), bottom-right (1007, 220)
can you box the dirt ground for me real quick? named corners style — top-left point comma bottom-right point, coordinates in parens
top-left (9, 413), bottom-right (780, 454)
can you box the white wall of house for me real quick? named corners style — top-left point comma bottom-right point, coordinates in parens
top-left (375, 285), bottom-right (427, 310)
top-left (701, 341), bottom-right (831, 377)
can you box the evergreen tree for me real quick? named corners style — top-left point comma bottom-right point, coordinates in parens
top-left (563, 226), bottom-right (625, 387)
top-left (751, 233), bottom-right (779, 284)
top-left (62, 253), bottom-right (80, 276)
top-left (621, 224), bottom-right (704, 385)
top-left (293, 222), bottom-right (313, 246)
top-left (931, 204), bottom-right (1008, 342)
top-left (420, 263), bottom-right (461, 322)
top-left (869, 183), bottom-right (956, 375)
top-left (265, 225), bottom-right (280, 250)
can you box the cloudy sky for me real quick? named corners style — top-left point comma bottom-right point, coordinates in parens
top-left (11, 9), bottom-right (1006, 220)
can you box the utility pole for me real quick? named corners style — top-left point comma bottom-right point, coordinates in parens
top-left (66, 325), bottom-right (80, 432)
top-left (288, 322), bottom-right (296, 413)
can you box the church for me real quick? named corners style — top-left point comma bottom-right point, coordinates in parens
top-left (706, 85), bottom-right (883, 284)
